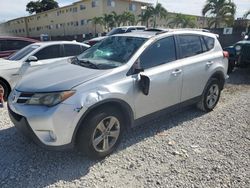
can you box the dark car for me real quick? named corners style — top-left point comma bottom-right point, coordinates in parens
top-left (0, 36), bottom-right (39, 58)
top-left (224, 40), bottom-right (250, 73)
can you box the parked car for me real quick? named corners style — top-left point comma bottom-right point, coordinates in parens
top-left (224, 40), bottom-right (250, 72)
top-left (8, 30), bottom-right (228, 159)
top-left (0, 41), bottom-right (89, 100)
top-left (84, 26), bottom-right (146, 46)
top-left (0, 36), bottom-right (38, 58)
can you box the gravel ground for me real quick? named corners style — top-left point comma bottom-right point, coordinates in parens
top-left (0, 67), bottom-right (249, 188)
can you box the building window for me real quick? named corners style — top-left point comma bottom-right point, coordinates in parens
top-left (107, 0), bottom-right (115, 7)
top-left (129, 3), bottom-right (136, 11)
top-left (81, 19), bottom-right (87, 25)
top-left (73, 7), bottom-right (77, 12)
top-left (92, 0), bottom-right (98, 8)
top-left (80, 4), bottom-right (86, 10)
top-left (74, 21), bottom-right (79, 26)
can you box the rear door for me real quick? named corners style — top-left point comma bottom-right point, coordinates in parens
top-left (62, 44), bottom-right (88, 57)
top-left (176, 34), bottom-right (216, 102)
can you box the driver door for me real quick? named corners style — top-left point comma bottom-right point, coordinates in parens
top-left (133, 36), bottom-right (183, 119)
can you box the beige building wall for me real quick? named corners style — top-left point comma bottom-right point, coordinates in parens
top-left (1, 0), bottom-right (145, 38)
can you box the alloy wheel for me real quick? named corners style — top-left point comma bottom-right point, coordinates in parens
top-left (206, 84), bottom-right (219, 109)
top-left (92, 116), bottom-right (120, 153)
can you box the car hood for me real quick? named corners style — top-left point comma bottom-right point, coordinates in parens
top-left (15, 60), bottom-right (111, 92)
top-left (0, 58), bottom-right (20, 69)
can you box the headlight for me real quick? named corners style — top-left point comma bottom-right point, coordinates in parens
top-left (235, 45), bottom-right (241, 51)
top-left (26, 90), bottom-right (75, 106)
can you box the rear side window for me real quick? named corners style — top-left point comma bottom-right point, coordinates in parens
top-left (63, 44), bottom-right (83, 57)
top-left (178, 35), bottom-right (203, 58)
top-left (203, 36), bottom-right (215, 51)
top-left (140, 36), bottom-right (176, 69)
top-left (5, 40), bottom-right (33, 51)
top-left (34, 45), bottom-right (61, 60)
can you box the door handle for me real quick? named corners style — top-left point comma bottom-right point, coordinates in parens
top-left (206, 61), bottom-right (214, 67)
top-left (171, 69), bottom-right (182, 76)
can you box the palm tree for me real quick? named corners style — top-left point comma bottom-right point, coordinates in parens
top-left (91, 17), bottom-right (103, 35)
top-left (111, 11), bottom-right (123, 27)
top-left (103, 13), bottom-right (115, 30)
top-left (202, 0), bottom-right (236, 28)
top-left (139, 6), bottom-right (154, 27)
top-left (150, 3), bottom-right (168, 28)
top-left (243, 10), bottom-right (250, 18)
top-left (121, 12), bottom-right (136, 26)
top-left (168, 14), bottom-right (197, 28)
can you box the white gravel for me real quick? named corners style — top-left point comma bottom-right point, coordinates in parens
top-left (0, 68), bottom-right (249, 188)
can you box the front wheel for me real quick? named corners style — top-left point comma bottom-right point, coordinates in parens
top-left (76, 107), bottom-right (125, 159)
top-left (0, 80), bottom-right (9, 101)
top-left (197, 78), bottom-right (221, 112)
top-left (227, 60), bottom-right (235, 74)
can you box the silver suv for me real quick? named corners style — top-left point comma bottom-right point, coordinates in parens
top-left (8, 30), bottom-right (228, 158)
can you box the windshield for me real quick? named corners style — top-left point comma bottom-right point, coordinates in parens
top-left (76, 36), bottom-right (146, 69)
top-left (107, 28), bottom-right (127, 36)
top-left (7, 44), bottom-right (40, 61)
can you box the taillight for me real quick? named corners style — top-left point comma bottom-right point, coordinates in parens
top-left (223, 51), bottom-right (229, 58)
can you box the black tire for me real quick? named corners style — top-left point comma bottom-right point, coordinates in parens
top-left (197, 78), bottom-right (221, 112)
top-left (76, 106), bottom-right (125, 159)
top-left (227, 60), bottom-right (235, 74)
top-left (0, 80), bottom-right (9, 101)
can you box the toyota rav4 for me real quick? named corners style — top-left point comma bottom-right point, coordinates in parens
top-left (8, 30), bottom-right (228, 158)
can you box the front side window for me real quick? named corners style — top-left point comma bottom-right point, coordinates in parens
top-left (8, 45), bottom-right (40, 61)
top-left (178, 35), bottom-right (203, 58)
top-left (139, 36), bottom-right (176, 69)
top-left (76, 36), bottom-right (146, 69)
top-left (33, 45), bottom-right (61, 60)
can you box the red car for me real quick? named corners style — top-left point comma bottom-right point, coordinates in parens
top-left (0, 36), bottom-right (39, 58)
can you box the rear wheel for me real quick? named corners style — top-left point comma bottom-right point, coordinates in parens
top-left (76, 107), bottom-right (125, 159)
top-left (197, 78), bottom-right (221, 112)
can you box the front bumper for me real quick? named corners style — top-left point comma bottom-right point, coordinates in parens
top-left (7, 95), bottom-right (86, 150)
top-left (8, 104), bottom-right (74, 150)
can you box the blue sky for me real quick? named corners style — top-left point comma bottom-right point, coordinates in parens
top-left (0, 0), bottom-right (249, 22)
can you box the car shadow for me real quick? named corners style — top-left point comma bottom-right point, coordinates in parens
top-left (227, 67), bottom-right (250, 85)
top-left (0, 105), bottom-right (206, 187)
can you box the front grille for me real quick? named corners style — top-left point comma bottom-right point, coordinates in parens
top-left (17, 92), bottom-right (33, 104)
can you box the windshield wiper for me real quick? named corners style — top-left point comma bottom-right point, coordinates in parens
top-left (72, 57), bottom-right (100, 69)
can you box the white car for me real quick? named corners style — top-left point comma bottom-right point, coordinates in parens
top-left (0, 41), bottom-right (89, 100)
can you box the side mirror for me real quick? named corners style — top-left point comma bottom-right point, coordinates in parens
top-left (27, 56), bottom-right (38, 63)
top-left (139, 74), bottom-right (150, 95)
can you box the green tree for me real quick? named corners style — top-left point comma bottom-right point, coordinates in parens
top-left (138, 6), bottom-right (153, 27)
top-left (26, 0), bottom-right (59, 14)
top-left (168, 14), bottom-right (197, 28)
top-left (150, 3), bottom-right (168, 28)
top-left (121, 12), bottom-right (136, 26)
top-left (91, 17), bottom-right (103, 35)
top-left (243, 10), bottom-right (250, 19)
top-left (202, 0), bottom-right (236, 28)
